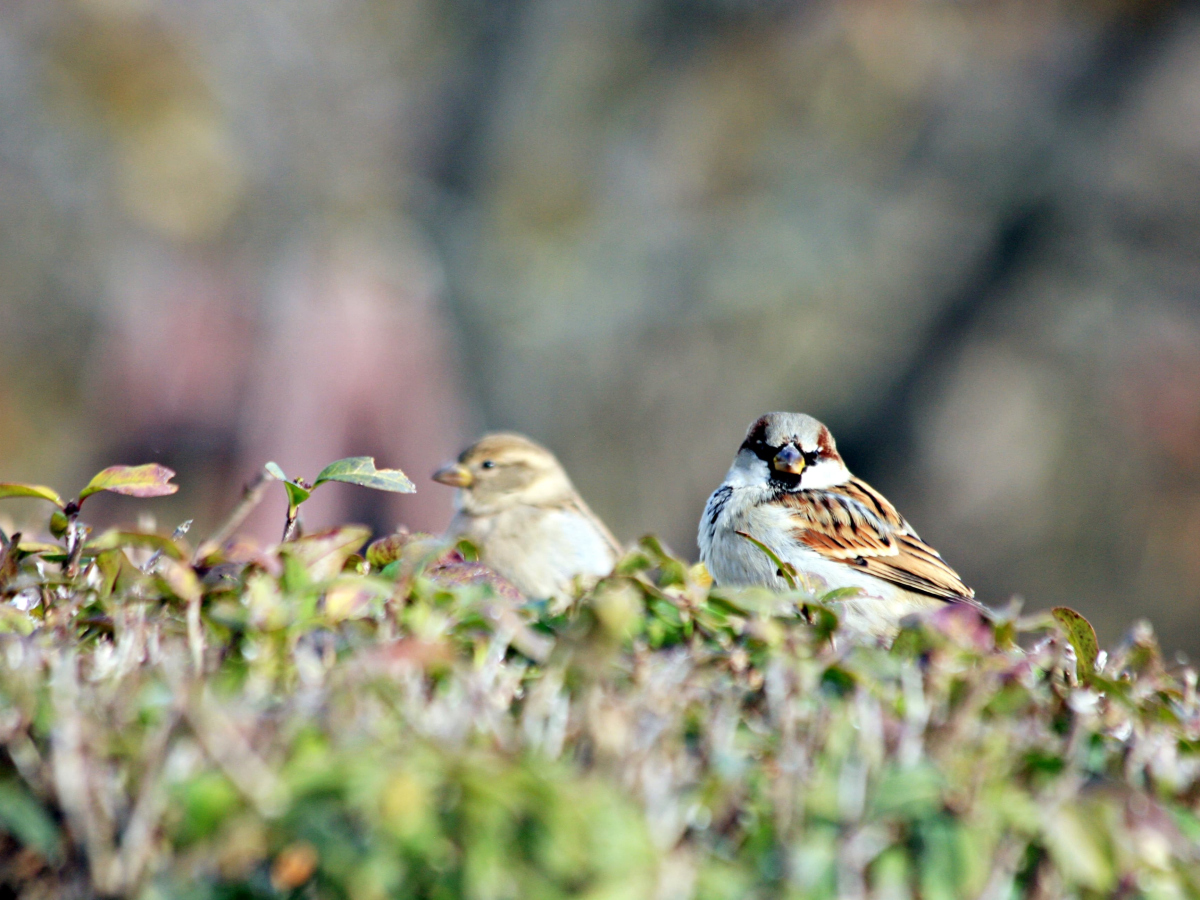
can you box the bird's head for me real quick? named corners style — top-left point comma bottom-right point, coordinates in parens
top-left (432, 433), bottom-right (577, 515)
top-left (733, 412), bottom-right (850, 491)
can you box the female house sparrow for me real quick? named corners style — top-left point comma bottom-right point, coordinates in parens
top-left (699, 412), bottom-right (978, 638)
top-left (433, 433), bottom-right (621, 601)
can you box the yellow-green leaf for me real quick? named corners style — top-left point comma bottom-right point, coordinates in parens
top-left (79, 464), bottom-right (178, 501)
top-left (159, 558), bottom-right (202, 604)
top-left (16, 540), bottom-right (61, 557)
top-left (1052, 606), bottom-right (1099, 680)
top-left (0, 483), bottom-right (64, 508)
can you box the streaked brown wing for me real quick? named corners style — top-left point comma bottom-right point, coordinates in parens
top-left (781, 477), bottom-right (974, 601)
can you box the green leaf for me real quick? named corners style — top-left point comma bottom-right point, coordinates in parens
top-left (1052, 606), bottom-right (1099, 680)
top-left (49, 510), bottom-right (68, 538)
top-left (872, 764), bottom-right (943, 817)
top-left (735, 531), bottom-right (797, 589)
top-left (265, 462), bottom-right (312, 509)
top-left (282, 480), bottom-right (311, 509)
top-left (803, 602), bottom-right (840, 640)
top-left (0, 483), bottom-right (65, 508)
top-left (173, 772), bottom-right (242, 845)
top-left (94, 549), bottom-right (123, 599)
top-left (0, 777), bottom-right (62, 861)
top-left (78, 464), bottom-right (178, 501)
top-left (1042, 805), bottom-right (1114, 892)
top-left (313, 457), bottom-right (415, 493)
top-left (817, 586), bottom-right (863, 604)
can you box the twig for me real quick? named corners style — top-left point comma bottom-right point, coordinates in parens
top-left (64, 522), bottom-right (90, 579)
top-left (282, 507), bottom-right (301, 543)
top-left (50, 652), bottom-right (117, 892)
top-left (143, 519), bottom-right (192, 574)
top-left (187, 594), bottom-right (204, 675)
top-left (112, 711), bottom-right (181, 892)
top-left (184, 685), bottom-right (288, 818)
top-left (194, 469), bottom-right (276, 562)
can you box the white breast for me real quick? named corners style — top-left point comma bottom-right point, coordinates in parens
top-left (451, 506), bottom-right (616, 600)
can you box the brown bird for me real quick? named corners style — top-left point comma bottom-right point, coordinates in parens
top-left (699, 412), bottom-right (979, 638)
top-left (433, 433), bottom-right (620, 601)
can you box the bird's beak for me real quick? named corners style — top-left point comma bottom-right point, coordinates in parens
top-left (432, 462), bottom-right (473, 488)
top-left (772, 443), bottom-right (805, 475)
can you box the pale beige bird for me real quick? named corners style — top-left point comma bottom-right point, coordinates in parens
top-left (699, 412), bottom-right (980, 638)
top-left (432, 433), bottom-right (620, 601)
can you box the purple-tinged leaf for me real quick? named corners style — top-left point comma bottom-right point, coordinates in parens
top-left (79, 464), bottom-right (178, 501)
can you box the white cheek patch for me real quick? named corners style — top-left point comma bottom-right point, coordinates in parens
top-left (725, 450), bottom-right (770, 489)
top-left (800, 458), bottom-right (850, 490)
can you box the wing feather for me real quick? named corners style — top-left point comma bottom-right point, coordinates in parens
top-left (565, 496), bottom-right (622, 559)
top-left (781, 477), bottom-right (973, 601)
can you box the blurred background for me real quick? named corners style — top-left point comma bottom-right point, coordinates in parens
top-left (1, 0), bottom-right (1199, 652)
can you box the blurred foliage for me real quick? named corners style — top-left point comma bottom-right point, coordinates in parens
top-left (4, 0), bottom-right (1200, 655)
top-left (1, 466), bottom-right (1200, 898)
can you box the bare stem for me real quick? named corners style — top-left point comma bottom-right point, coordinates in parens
top-left (195, 469), bottom-right (276, 561)
top-left (282, 506), bottom-right (301, 543)
top-left (187, 594), bottom-right (205, 675)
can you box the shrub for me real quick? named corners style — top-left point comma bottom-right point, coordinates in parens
top-left (0, 463), bottom-right (1198, 898)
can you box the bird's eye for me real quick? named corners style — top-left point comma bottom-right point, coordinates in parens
top-left (481, 460), bottom-right (495, 469)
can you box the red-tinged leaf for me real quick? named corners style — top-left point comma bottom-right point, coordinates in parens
top-left (929, 602), bottom-right (995, 652)
top-left (428, 560), bottom-right (523, 602)
top-left (324, 580), bottom-right (377, 622)
top-left (79, 464), bottom-right (178, 501)
top-left (195, 535), bottom-right (282, 576)
top-left (0, 483), bottom-right (65, 508)
top-left (359, 638), bottom-right (456, 674)
top-left (280, 525), bottom-right (372, 581)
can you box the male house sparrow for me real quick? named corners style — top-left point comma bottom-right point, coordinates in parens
top-left (699, 412), bottom-right (978, 638)
top-left (433, 433), bottom-right (621, 601)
